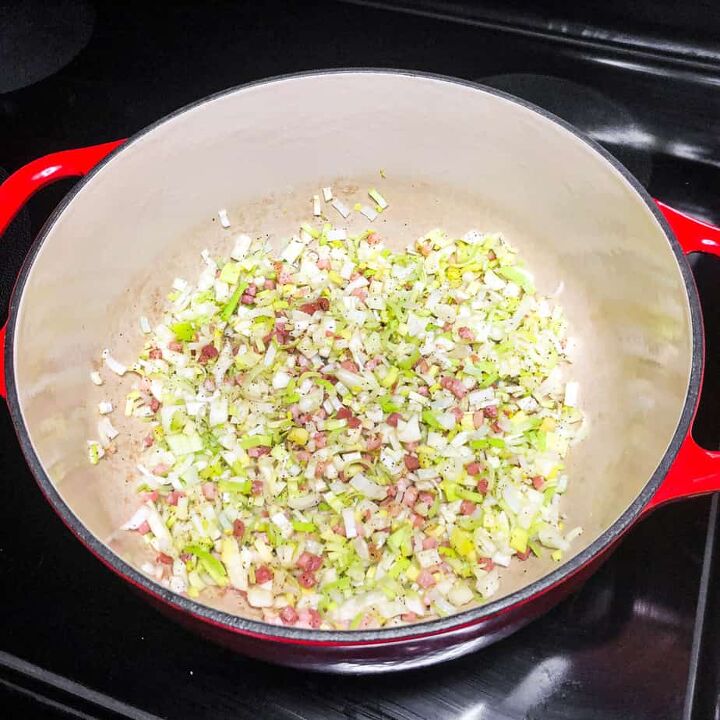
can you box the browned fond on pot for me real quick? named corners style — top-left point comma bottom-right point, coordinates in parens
top-left (10, 72), bottom-right (691, 620)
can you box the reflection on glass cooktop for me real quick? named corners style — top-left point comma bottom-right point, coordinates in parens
top-left (2, 1), bottom-right (720, 718)
top-left (478, 73), bottom-right (653, 186)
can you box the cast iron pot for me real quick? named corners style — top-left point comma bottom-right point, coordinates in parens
top-left (2, 70), bottom-right (720, 673)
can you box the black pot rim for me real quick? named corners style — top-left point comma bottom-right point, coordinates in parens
top-left (3, 68), bottom-right (703, 645)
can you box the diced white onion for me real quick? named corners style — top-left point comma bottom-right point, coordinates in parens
top-left (287, 494), bottom-right (320, 510)
top-left (97, 417), bottom-right (119, 446)
top-left (342, 508), bottom-right (358, 538)
top-left (331, 199), bottom-right (350, 219)
top-left (360, 205), bottom-right (378, 221)
top-left (564, 381), bottom-right (579, 407)
top-left (280, 238), bottom-right (305, 265)
top-left (231, 234), bottom-right (252, 260)
top-left (327, 228), bottom-right (347, 241)
top-left (264, 343), bottom-right (277, 367)
top-left (121, 504), bottom-right (149, 530)
top-left (218, 208), bottom-right (231, 228)
top-left (247, 587), bottom-right (274, 608)
top-left (350, 473), bottom-right (387, 501)
top-left (272, 370), bottom-right (291, 389)
top-left (102, 349), bottom-right (127, 376)
top-left (397, 415), bottom-right (421, 443)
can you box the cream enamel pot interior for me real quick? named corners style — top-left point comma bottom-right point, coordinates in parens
top-left (2, 70), bottom-right (720, 673)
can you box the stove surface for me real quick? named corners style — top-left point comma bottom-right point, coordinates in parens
top-left (1, 2), bottom-right (720, 718)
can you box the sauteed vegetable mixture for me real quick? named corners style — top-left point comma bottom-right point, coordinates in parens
top-left (89, 187), bottom-right (583, 629)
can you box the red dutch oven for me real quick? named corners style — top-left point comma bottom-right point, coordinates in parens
top-left (2, 70), bottom-right (720, 673)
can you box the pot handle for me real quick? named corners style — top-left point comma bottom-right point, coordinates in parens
top-left (646, 201), bottom-right (720, 510)
top-left (0, 140), bottom-right (125, 399)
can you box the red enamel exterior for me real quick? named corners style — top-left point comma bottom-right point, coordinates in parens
top-left (657, 200), bottom-right (720, 256)
top-left (646, 201), bottom-right (720, 510)
top-left (0, 140), bottom-right (125, 401)
top-left (0, 323), bottom-right (5, 399)
top-left (0, 140), bottom-right (124, 239)
top-left (1, 142), bottom-right (720, 671)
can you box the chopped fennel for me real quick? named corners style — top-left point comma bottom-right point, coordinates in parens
top-left (102, 201), bottom-right (583, 631)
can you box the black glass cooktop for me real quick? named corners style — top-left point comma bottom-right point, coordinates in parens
top-left (2, 2), bottom-right (720, 718)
